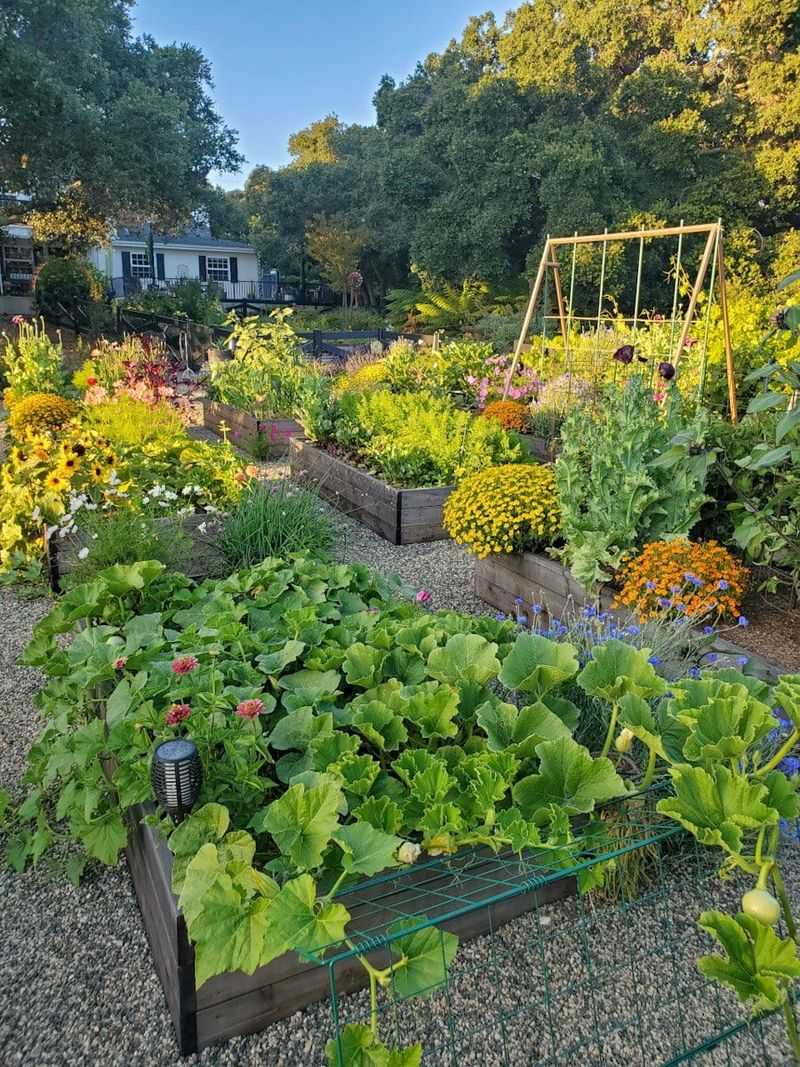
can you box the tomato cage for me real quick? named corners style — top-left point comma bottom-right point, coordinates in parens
top-left (310, 791), bottom-right (797, 1067)
top-left (502, 222), bottom-right (738, 425)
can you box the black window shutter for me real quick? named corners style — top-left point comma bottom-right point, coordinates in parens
top-left (198, 255), bottom-right (207, 281)
top-left (156, 253), bottom-right (165, 280)
top-left (229, 256), bottom-right (238, 283)
top-left (121, 250), bottom-right (131, 277)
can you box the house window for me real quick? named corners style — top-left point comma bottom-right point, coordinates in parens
top-left (206, 255), bottom-right (230, 282)
top-left (129, 252), bottom-right (152, 278)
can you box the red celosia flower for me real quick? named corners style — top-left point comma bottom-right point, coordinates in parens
top-left (236, 698), bottom-right (264, 719)
top-left (165, 703), bottom-right (191, 726)
top-left (171, 655), bottom-right (199, 675)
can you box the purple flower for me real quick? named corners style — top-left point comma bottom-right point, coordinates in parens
top-left (688, 667), bottom-right (701, 679)
top-left (165, 703), bottom-right (191, 726)
top-left (645, 580), bottom-right (656, 591)
top-left (626, 625), bottom-right (640, 636)
top-left (703, 626), bottom-right (715, 636)
top-left (516, 613), bottom-right (527, 625)
top-left (780, 756), bottom-right (800, 776)
top-left (514, 596), bottom-right (523, 605)
top-left (738, 616), bottom-right (749, 627)
top-left (648, 655), bottom-right (662, 666)
top-left (613, 345), bottom-right (635, 365)
top-left (736, 655), bottom-right (749, 667)
top-left (495, 612), bottom-right (507, 622)
top-left (717, 580), bottom-right (729, 590)
top-left (657, 597), bottom-right (672, 609)
top-left (531, 603), bottom-right (543, 615)
top-left (658, 362), bottom-right (676, 381)
top-left (415, 589), bottom-right (432, 604)
top-left (704, 653), bottom-right (719, 664)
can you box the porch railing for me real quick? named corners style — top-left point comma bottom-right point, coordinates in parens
top-left (110, 276), bottom-right (338, 306)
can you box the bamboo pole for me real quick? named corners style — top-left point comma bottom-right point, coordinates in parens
top-left (697, 229), bottom-right (720, 405)
top-left (715, 228), bottom-right (738, 422)
top-left (549, 223), bottom-right (718, 246)
top-left (673, 226), bottom-right (717, 366)
top-left (503, 241), bottom-right (550, 399)
top-left (549, 247), bottom-right (570, 355)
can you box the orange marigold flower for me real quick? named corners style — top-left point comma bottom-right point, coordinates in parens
top-left (480, 400), bottom-right (529, 433)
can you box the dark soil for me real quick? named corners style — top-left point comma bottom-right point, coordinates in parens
top-left (734, 585), bottom-right (800, 671)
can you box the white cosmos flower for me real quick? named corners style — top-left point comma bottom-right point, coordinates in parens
top-left (77, 547), bottom-right (89, 559)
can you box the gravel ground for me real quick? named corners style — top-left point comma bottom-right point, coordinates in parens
top-left (1, 488), bottom-right (799, 1066)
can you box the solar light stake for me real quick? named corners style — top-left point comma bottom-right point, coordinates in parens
top-left (151, 739), bottom-right (202, 823)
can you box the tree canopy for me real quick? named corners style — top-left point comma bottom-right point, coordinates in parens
top-left (0, 0), bottom-right (242, 239)
top-left (229, 2), bottom-right (800, 301)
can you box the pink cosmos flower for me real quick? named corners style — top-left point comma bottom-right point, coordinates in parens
top-left (415, 589), bottom-right (432, 604)
top-left (165, 703), bottom-right (191, 726)
top-left (236, 698), bottom-right (264, 719)
top-left (11, 315), bottom-right (25, 325)
top-left (171, 655), bottom-right (199, 675)
top-left (113, 656), bottom-right (128, 670)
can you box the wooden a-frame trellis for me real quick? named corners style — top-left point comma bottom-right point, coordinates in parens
top-left (503, 221), bottom-right (738, 420)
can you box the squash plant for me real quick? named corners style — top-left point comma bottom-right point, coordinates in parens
top-left (6, 555), bottom-right (800, 1062)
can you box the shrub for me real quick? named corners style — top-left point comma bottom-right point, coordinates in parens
top-left (1, 317), bottom-right (65, 398)
top-left (34, 256), bottom-right (105, 319)
top-left (8, 392), bottom-right (81, 439)
top-left (473, 312), bottom-right (524, 353)
top-left (217, 479), bottom-right (336, 569)
top-left (384, 339), bottom-right (493, 402)
top-left (614, 539), bottom-right (749, 620)
top-left (480, 399), bottom-right (529, 432)
top-left (208, 311), bottom-right (307, 418)
top-left (334, 359), bottom-right (388, 396)
top-left (85, 396), bottom-right (184, 448)
top-left (124, 279), bottom-right (224, 325)
top-left (443, 463), bottom-right (561, 557)
top-left (289, 307), bottom-right (386, 331)
top-left (339, 391), bottom-right (522, 487)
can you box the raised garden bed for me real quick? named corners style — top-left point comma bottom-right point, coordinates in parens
top-left (289, 439), bottom-right (453, 545)
top-left (203, 400), bottom-right (303, 457)
top-left (44, 513), bottom-right (224, 593)
top-left (518, 434), bottom-right (559, 463)
top-left (474, 550), bottom-right (614, 619)
top-left (125, 803), bottom-right (577, 1055)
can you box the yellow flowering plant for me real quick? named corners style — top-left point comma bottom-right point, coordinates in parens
top-left (443, 463), bottom-right (561, 558)
top-left (8, 393), bottom-right (81, 439)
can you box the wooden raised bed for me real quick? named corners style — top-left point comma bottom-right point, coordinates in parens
top-left (475, 550), bottom-right (615, 619)
top-left (125, 803), bottom-right (577, 1055)
top-left (45, 513), bottom-right (224, 594)
top-left (289, 439), bottom-right (453, 545)
top-left (203, 400), bottom-right (303, 458)
top-left (518, 434), bottom-right (559, 463)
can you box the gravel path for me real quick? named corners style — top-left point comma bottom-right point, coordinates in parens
top-left (1, 500), bottom-right (799, 1066)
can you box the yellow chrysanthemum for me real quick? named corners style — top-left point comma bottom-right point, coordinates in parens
top-left (443, 463), bottom-right (561, 558)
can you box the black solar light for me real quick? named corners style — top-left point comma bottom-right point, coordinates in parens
top-left (151, 739), bottom-right (203, 822)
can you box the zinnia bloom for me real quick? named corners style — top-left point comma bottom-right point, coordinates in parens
top-left (171, 655), bottom-right (199, 675)
top-left (114, 657), bottom-right (128, 669)
top-left (236, 698), bottom-right (264, 719)
top-left (165, 703), bottom-right (191, 726)
top-left (415, 589), bottom-right (432, 604)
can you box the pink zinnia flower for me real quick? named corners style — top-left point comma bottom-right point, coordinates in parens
top-left (171, 655), bottom-right (199, 675)
top-left (165, 703), bottom-right (191, 726)
top-left (113, 656), bottom-right (128, 670)
top-left (415, 589), bottom-right (432, 604)
top-left (236, 698), bottom-right (264, 719)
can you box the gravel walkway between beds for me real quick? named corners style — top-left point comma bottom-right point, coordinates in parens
top-left (2, 513), bottom-right (799, 1065)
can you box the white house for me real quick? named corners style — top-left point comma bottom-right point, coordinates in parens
top-left (87, 226), bottom-right (261, 301)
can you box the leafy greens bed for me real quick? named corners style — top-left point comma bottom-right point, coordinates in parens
top-left (8, 554), bottom-right (800, 1063)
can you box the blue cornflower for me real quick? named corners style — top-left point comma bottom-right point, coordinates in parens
top-left (688, 667), bottom-right (701, 679)
top-left (736, 655), bottom-right (748, 667)
top-left (717, 579), bottom-right (729, 590)
top-left (495, 612), bottom-right (507, 622)
top-left (645, 580), bottom-right (656, 591)
top-left (704, 652), bottom-right (719, 664)
top-left (779, 756), bottom-right (800, 776)
top-left (780, 818), bottom-right (800, 845)
top-left (598, 611), bottom-right (610, 622)
top-left (626, 624), bottom-right (641, 636)
top-left (773, 707), bottom-right (793, 733)
top-left (583, 605), bottom-right (597, 618)
top-left (738, 615), bottom-right (749, 627)
top-left (648, 655), bottom-right (662, 666)
top-left (670, 584), bottom-right (680, 593)
top-left (684, 573), bottom-right (704, 588)
top-left (514, 596), bottom-right (523, 605)
top-left (675, 602), bottom-right (687, 613)
top-left (531, 603), bottom-right (543, 615)
top-left (516, 613), bottom-right (527, 625)
top-left (609, 626), bottom-right (619, 638)
top-left (658, 597), bottom-right (672, 609)
top-left (703, 625), bottom-right (715, 636)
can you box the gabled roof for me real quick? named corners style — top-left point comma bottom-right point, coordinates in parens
top-left (113, 227), bottom-right (255, 253)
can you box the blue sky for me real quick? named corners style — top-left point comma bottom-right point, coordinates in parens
top-left (132, 1), bottom-right (502, 189)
